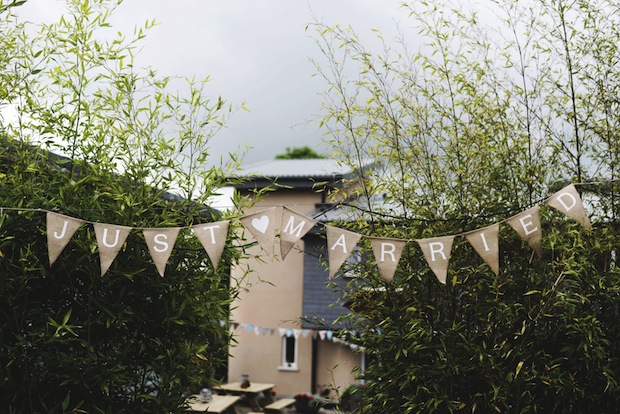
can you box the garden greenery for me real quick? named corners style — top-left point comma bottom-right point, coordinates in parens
top-left (311, 0), bottom-right (620, 412)
top-left (0, 1), bottom-right (249, 412)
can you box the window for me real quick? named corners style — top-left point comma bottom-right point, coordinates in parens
top-left (279, 334), bottom-right (298, 371)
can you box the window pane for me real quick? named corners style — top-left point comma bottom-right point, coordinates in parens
top-left (285, 336), bottom-right (296, 363)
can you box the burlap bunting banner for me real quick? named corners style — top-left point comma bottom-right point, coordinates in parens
top-left (93, 223), bottom-right (132, 276)
top-left (370, 237), bottom-right (407, 283)
top-left (47, 212), bottom-right (83, 266)
top-left (546, 184), bottom-right (591, 229)
top-left (417, 235), bottom-right (455, 284)
top-left (19, 183), bottom-right (602, 285)
top-left (465, 223), bottom-right (500, 276)
top-left (143, 227), bottom-right (180, 277)
top-left (240, 207), bottom-right (278, 257)
top-left (280, 207), bottom-right (317, 259)
top-left (326, 226), bottom-right (362, 279)
top-left (192, 220), bottom-right (230, 270)
top-left (506, 206), bottom-right (542, 255)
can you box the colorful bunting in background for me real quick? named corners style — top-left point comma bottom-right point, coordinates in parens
top-left (229, 321), bottom-right (343, 343)
top-left (3, 184), bottom-right (597, 282)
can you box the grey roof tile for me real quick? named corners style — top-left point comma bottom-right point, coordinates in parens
top-left (235, 159), bottom-right (352, 178)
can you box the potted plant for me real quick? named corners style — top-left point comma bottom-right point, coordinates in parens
top-left (294, 393), bottom-right (316, 414)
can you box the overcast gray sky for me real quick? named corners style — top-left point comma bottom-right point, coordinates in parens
top-left (17, 0), bottom-right (412, 167)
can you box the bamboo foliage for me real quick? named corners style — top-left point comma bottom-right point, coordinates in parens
top-left (0, 1), bottom-right (249, 413)
top-left (310, 1), bottom-right (620, 412)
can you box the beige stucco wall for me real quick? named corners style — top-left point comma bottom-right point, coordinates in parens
top-left (228, 187), bottom-right (363, 396)
top-left (315, 340), bottom-right (361, 395)
top-left (229, 240), bottom-right (313, 395)
top-left (228, 189), bottom-right (321, 395)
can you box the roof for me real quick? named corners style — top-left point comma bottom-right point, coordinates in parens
top-left (1, 138), bottom-right (219, 219)
top-left (238, 159), bottom-right (350, 178)
top-left (227, 158), bottom-right (378, 190)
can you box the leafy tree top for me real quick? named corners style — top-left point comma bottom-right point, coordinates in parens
top-left (275, 146), bottom-right (327, 159)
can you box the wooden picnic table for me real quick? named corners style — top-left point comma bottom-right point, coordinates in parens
top-left (214, 382), bottom-right (275, 411)
top-left (185, 394), bottom-right (241, 413)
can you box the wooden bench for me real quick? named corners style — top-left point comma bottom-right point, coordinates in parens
top-left (262, 397), bottom-right (296, 413)
top-left (185, 394), bottom-right (241, 413)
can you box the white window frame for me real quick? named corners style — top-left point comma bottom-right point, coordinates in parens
top-left (278, 334), bottom-right (298, 371)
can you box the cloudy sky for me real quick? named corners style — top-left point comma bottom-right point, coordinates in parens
top-left (16, 0), bottom-right (412, 167)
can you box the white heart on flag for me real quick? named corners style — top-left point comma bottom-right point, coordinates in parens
top-left (251, 215), bottom-right (270, 233)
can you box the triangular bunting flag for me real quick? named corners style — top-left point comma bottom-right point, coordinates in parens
top-left (546, 184), bottom-right (591, 229)
top-left (278, 328), bottom-right (287, 337)
top-left (143, 227), bottom-right (180, 277)
top-left (370, 237), bottom-right (407, 283)
top-left (192, 220), bottom-right (230, 270)
top-left (417, 235), bottom-right (455, 284)
top-left (93, 223), bottom-right (132, 276)
top-left (240, 207), bottom-right (278, 257)
top-left (46, 212), bottom-right (83, 266)
top-left (507, 206), bottom-right (542, 255)
top-left (326, 226), bottom-right (362, 279)
top-left (465, 223), bottom-right (500, 275)
top-left (280, 207), bottom-right (317, 258)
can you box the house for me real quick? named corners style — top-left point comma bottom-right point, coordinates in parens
top-left (226, 158), bottom-right (377, 396)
